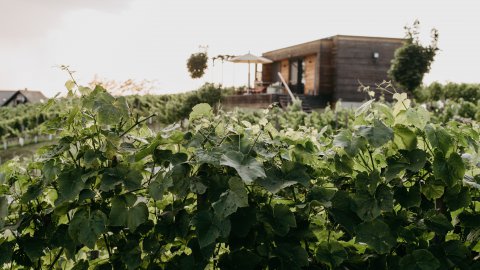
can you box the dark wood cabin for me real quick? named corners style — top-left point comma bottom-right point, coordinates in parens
top-left (262, 35), bottom-right (405, 104)
top-left (221, 35), bottom-right (405, 110)
top-left (0, 89), bottom-right (47, 107)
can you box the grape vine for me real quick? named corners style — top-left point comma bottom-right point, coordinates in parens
top-left (0, 84), bottom-right (479, 269)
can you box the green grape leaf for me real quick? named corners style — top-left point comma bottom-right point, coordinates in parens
top-left (153, 149), bottom-right (173, 164)
top-left (148, 174), bottom-right (173, 201)
top-left (352, 192), bottom-right (380, 221)
top-left (109, 194), bottom-right (148, 232)
top-left (385, 157), bottom-right (407, 181)
top-left (399, 249), bottom-right (440, 270)
top-left (330, 191), bottom-right (362, 234)
top-left (426, 125), bottom-right (453, 155)
top-left (375, 184), bottom-right (394, 212)
top-left (396, 107), bottom-right (430, 129)
top-left (101, 164), bottom-right (143, 192)
top-left (357, 119), bottom-right (394, 148)
top-left (421, 181), bottom-right (444, 200)
top-left (402, 149), bottom-right (427, 172)
top-left (85, 90), bottom-right (129, 126)
top-left (333, 130), bottom-right (367, 157)
top-left (83, 149), bottom-right (100, 168)
top-left (191, 210), bottom-right (231, 248)
top-left (281, 161), bottom-right (311, 186)
top-left (134, 135), bottom-right (164, 162)
top-left (21, 182), bottom-right (44, 204)
top-left (189, 103), bottom-right (212, 121)
top-left (316, 241), bottom-right (348, 268)
top-left (445, 187), bottom-right (471, 211)
top-left (212, 177), bottom-right (248, 219)
top-left (220, 151), bottom-right (266, 184)
top-left (353, 184), bottom-right (392, 221)
top-left (50, 224), bottom-right (76, 259)
top-left (334, 154), bottom-right (354, 174)
top-left (78, 189), bottom-right (96, 204)
top-left (457, 212), bottom-right (480, 228)
top-left (257, 162), bottom-right (309, 194)
top-left (425, 213), bottom-right (453, 235)
top-left (273, 244), bottom-right (309, 270)
top-left (356, 219), bottom-right (396, 254)
top-left (169, 164), bottom-right (191, 197)
top-left (126, 202), bottom-right (149, 232)
top-left (409, 107), bottom-right (430, 129)
top-left (195, 148), bottom-right (223, 166)
top-left (56, 168), bottom-right (84, 203)
top-left (443, 240), bottom-right (470, 264)
top-left (120, 245), bottom-right (142, 270)
top-left (394, 184), bottom-right (421, 209)
top-left (68, 209), bottom-right (107, 249)
top-left (271, 204), bottom-right (297, 236)
top-left (394, 125), bottom-right (417, 150)
top-left (306, 186), bottom-right (336, 207)
top-left (19, 235), bottom-right (45, 261)
top-left (42, 159), bottom-right (59, 183)
top-left (65, 80), bottom-right (75, 92)
top-left (355, 172), bottom-right (380, 195)
top-left (433, 152), bottom-right (465, 187)
top-left (257, 168), bottom-right (298, 194)
top-left (386, 149), bottom-right (427, 180)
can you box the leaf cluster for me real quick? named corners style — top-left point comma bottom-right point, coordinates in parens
top-left (187, 52), bottom-right (209, 79)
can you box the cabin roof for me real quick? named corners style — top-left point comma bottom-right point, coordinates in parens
top-left (262, 35), bottom-right (405, 59)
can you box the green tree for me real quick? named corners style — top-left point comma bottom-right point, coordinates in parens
top-left (389, 20), bottom-right (439, 92)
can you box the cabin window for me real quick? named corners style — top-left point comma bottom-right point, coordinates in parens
top-left (289, 58), bottom-right (305, 94)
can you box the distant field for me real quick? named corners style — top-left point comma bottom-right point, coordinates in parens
top-left (0, 141), bottom-right (51, 164)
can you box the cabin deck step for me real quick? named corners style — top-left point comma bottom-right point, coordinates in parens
top-left (278, 94), bottom-right (312, 113)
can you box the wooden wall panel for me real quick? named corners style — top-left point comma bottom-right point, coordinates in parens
top-left (304, 54), bottom-right (316, 95)
top-left (262, 64), bottom-right (273, 84)
top-left (280, 60), bottom-right (289, 83)
top-left (318, 39), bottom-right (334, 95)
top-left (333, 37), bottom-right (403, 102)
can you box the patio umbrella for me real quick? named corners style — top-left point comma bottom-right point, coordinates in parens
top-left (230, 53), bottom-right (272, 89)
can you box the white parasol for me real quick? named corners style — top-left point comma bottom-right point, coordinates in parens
top-left (230, 53), bottom-right (272, 89)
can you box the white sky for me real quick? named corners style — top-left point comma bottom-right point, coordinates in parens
top-left (0, 0), bottom-right (479, 97)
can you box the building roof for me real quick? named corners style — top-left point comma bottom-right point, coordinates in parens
top-left (0, 89), bottom-right (47, 106)
top-left (327, 34), bottom-right (405, 42)
top-left (262, 35), bottom-right (405, 59)
top-left (18, 90), bottom-right (47, 103)
top-left (0, 91), bottom-right (17, 106)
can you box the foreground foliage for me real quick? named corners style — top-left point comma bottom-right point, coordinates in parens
top-left (0, 85), bottom-right (479, 269)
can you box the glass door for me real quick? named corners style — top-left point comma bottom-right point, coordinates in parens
top-left (289, 58), bottom-right (305, 94)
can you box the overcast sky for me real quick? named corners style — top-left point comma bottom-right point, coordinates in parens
top-left (0, 0), bottom-right (479, 97)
